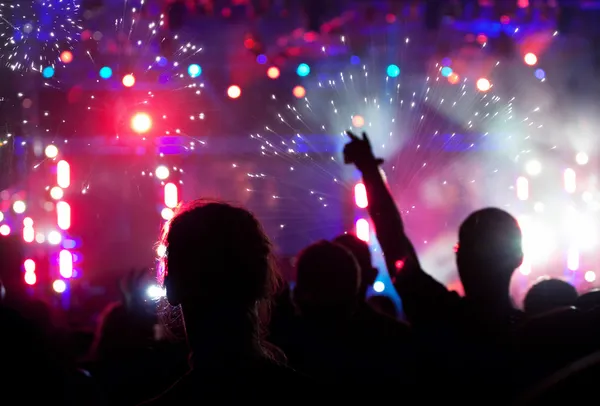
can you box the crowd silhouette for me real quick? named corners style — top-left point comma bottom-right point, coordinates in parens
top-left (1, 131), bottom-right (600, 405)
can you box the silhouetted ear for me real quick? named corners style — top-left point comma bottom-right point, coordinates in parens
top-left (164, 274), bottom-right (180, 306)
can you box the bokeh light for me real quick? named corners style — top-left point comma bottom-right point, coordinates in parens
top-left (525, 160), bottom-right (542, 176)
top-left (188, 64), bottom-right (202, 78)
top-left (524, 52), bottom-right (538, 66)
top-left (155, 165), bottom-right (170, 180)
top-left (267, 66), bottom-right (280, 79)
top-left (296, 63), bottom-right (310, 77)
top-left (441, 66), bottom-right (453, 77)
top-left (386, 64), bottom-right (400, 78)
top-left (227, 85), bottom-right (241, 99)
top-left (99, 66), bottom-right (113, 79)
top-left (534, 68), bottom-right (546, 80)
top-left (576, 152), bottom-right (589, 165)
top-left (130, 113), bottom-right (152, 134)
top-left (476, 78), bottom-right (491, 92)
top-left (60, 50), bottom-right (73, 64)
top-left (0, 225), bottom-right (10, 236)
top-left (44, 144), bottom-right (59, 158)
top-left (42, 67), bottom-right (55, 78)
top-left (50, 186), bottom-right (64, 200)
top-left (12, 200), bottom-right (26, 214)
top-left (52, 279), bottom-right (67, 293)
top-left (448, 72), bottom-right (460, 84)
top-left (352, 115), bottom-right (365, 128)
top-left (292, 86), bottom-right (306, 98)
top-left (122, 74), bottom-right (136, 87)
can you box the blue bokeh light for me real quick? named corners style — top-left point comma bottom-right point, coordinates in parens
top-left (99, 66), bottom-right (112, 79)
top-left (42, 66), bottom-right (55, 78)
top-left (350, 55), bottom-right (360, 65)
top-left (256, 54), bottom-right (267, 64)
top-left (157, 57), bottom-right (168, 68)
top-left (188, 64), bottom-right (202, 78)
top-left (441, 66), bottom-right (453, 77)
top-left (534, 68), bottom-right (545, 80)
top-left (296, 63), bottom-right (310, 77)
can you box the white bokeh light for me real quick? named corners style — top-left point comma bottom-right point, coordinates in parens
top-left (525, 160), bottom-right (542, 176)
top-left (155, 165), bottom-right (170, 180)
top-left (373, 281), bottom-right (385, 293)
top-left (576, 152), bottom-right (589, 165)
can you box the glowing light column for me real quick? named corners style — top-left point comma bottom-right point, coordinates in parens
top-left (56, 160), bottom-right (73, 291)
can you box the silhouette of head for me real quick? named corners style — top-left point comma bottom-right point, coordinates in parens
top-left (456, 208), bottom-right (523, 302)
top-left (294, 240), bottom-right (360, 318)
top-left (333, 234), bottom-right (377, 299)
top-left (160, 200), bottom-right (279, 349)
top-left (524, 278), bottom-right (578, 315)
top-left (575, 289), bottom-right (600, 312)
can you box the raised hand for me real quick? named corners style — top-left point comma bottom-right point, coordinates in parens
top-left (343, 131), bottom-right (384, 171)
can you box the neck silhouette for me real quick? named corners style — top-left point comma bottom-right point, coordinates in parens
top-left (183, 303), bottom-right (263, 369)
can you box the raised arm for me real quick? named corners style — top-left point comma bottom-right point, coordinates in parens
top-left (344, 131), bottom-right (460, 325)
top-left (343, 131), bottom-right (419, 275)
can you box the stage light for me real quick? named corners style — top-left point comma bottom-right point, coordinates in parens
top-left (146, 285), bottom-right (166, 299)
top-left (352, 115), bottom-right (365, 128)
top-left (564, 168), bottom-right (576, 193)
top-left (476, 78), bottom-right (491, 92)
top-left (354, 183), bottom-right (368, 208)
top-left (524, 52), bottom-right (538, 66)
top-left (350, 55), bottom-right (360, 65)
top-left (47, 231), bottom-right (62, 245)
top-left (156, 244), bottom-right (166, 258)
top-left (576, 152), bottom-right (589, 165)
top-left (50, 187), bottom-right (64, 200)
top-left (13, 200), bottom-right (26, 214)
top-left (130, 113), bottom-right (152, 134)
top-left (227, 85), bottom-right (241, 99)
top-left (155, 165), bottom-right (170, 180)
top-left (567, 245), bottom-right (579, 271)
top-left (161, 207), bottom-right (174, 221)
top-left (164, 183), bottom-right (178, 208)
top-left (57, 160), bottom-right (70, 188)
top-left (292, 86), bottom-right (306, 98)
top-left (188, 64), bottom-right (202, 78)
top-left (99, 66), bottom-right (112, 79)
top-left (45, 144), bottom-right (58, 158)
top-left (59, 250), bottom-right (73, 278)
top-left (441, 66), bottom-right (453, 77)
top-left (23, 217), bottom-right (33, 227)
top-left (448, 73), bottom-right (460, 84)
top-left (356, 218), bottom-right (370, 242)
top-left (516, 177), bottom-right (529, 201)
top-left (0, 225), bottom-right (10, 236)
top-left (52, 279), bottom-right (67, 293)
top-left (0, 212), bottom-right (3, 222)
top-left (23, 226), bottom-right (34, 243)
top-left (525, 160), bottom-right (542, 176)
top-left (57, 201), bottom-right (71, 230)
top-left (373, 281), bottom-right (385, 293)
top-left (60, 50), bottom-right (73, 64)
top-left (42, 67), bottom-right (54, 78)
top-left (386, 64), bottom-right (400, 78)
top-left (122, 74), bottom-right (136, 87)
top-left (24, 272), bottom-right (36, 286)
top-left (267, 66), bottom-right (280, 79)
top-left (24, 259), bottom-right (36, 273)
top-left (296, 63), bottom-right (310, 77)
top-left (585, 271), bottom-right (596, 283)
